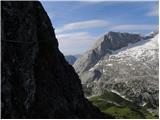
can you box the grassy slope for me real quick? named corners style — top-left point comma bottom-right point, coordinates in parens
top-left (89, 91), bottom-right (158, 119)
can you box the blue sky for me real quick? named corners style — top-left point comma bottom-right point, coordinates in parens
top-left (41, 1), bottom-right (158, 55)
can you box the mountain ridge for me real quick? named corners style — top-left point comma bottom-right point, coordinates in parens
top-left (74, 30), bottom-right (159, 112)
top-left (74, 31), bottom-right (142, 82)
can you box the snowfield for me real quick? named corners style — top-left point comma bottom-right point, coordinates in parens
top-left (81, 31), bottom-right (159, 108)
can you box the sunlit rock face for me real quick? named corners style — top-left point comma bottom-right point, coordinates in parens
top-left (74, 30), bottom-right (159, 108)
top-left (74, 32), bottom-right (141, 77)
top-left (1, 1), bottom-right (112, 119)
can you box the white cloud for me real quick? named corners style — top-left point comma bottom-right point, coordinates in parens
top-left (56, 32), bottom-right (97, 55)
top-left (146, 5), bottom-right (159, 17)
top-left (55, 20), bottom-right (109, 33)
top-left (56, 24), bottom-right (157, 54)
top-left (111, 24), bottom-right (157, 31)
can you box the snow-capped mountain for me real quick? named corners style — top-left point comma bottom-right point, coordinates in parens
top-left (74, 30), bottom-right (159, 109)
top-left (74, 32), bottom-right (141, 77)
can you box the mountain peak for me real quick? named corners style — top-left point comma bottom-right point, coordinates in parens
top-left (93, 31), bottom-right (141, 50)
top-left (74, 31), bottom-right (141, 75)
top-left (74, 30), bottom-right (159, 112)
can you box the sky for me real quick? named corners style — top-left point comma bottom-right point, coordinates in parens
top-left (40, 1), bottom-right (159, 55)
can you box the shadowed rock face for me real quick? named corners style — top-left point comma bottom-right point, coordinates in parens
top-left (1, 1), bottom-right (112, 118)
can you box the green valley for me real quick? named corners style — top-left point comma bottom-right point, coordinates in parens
top-left (89, 91), bottom-right (158, 119)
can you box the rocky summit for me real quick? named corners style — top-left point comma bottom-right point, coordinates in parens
top-left (1, 1), bottom-right (113, 119)
top-left (74, 32), bottom-right (141, 77)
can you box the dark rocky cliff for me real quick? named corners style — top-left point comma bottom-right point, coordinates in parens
top-left (1, 1), bottom-right (112, 118)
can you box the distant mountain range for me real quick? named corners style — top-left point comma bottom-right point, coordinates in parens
top-left (65, 54), bottom-right (81, 65)
top-left (73, 30), bottom-right (159, 118)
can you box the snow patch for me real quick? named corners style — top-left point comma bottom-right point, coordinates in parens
top-left (111, 90), bottom-right (133, 102)
top-left (89, 67), bottom-right (94, 71)
top-left (105, 64), bottom-right (113, 67)
top-left (140, 102), bottom-right (147, 107)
